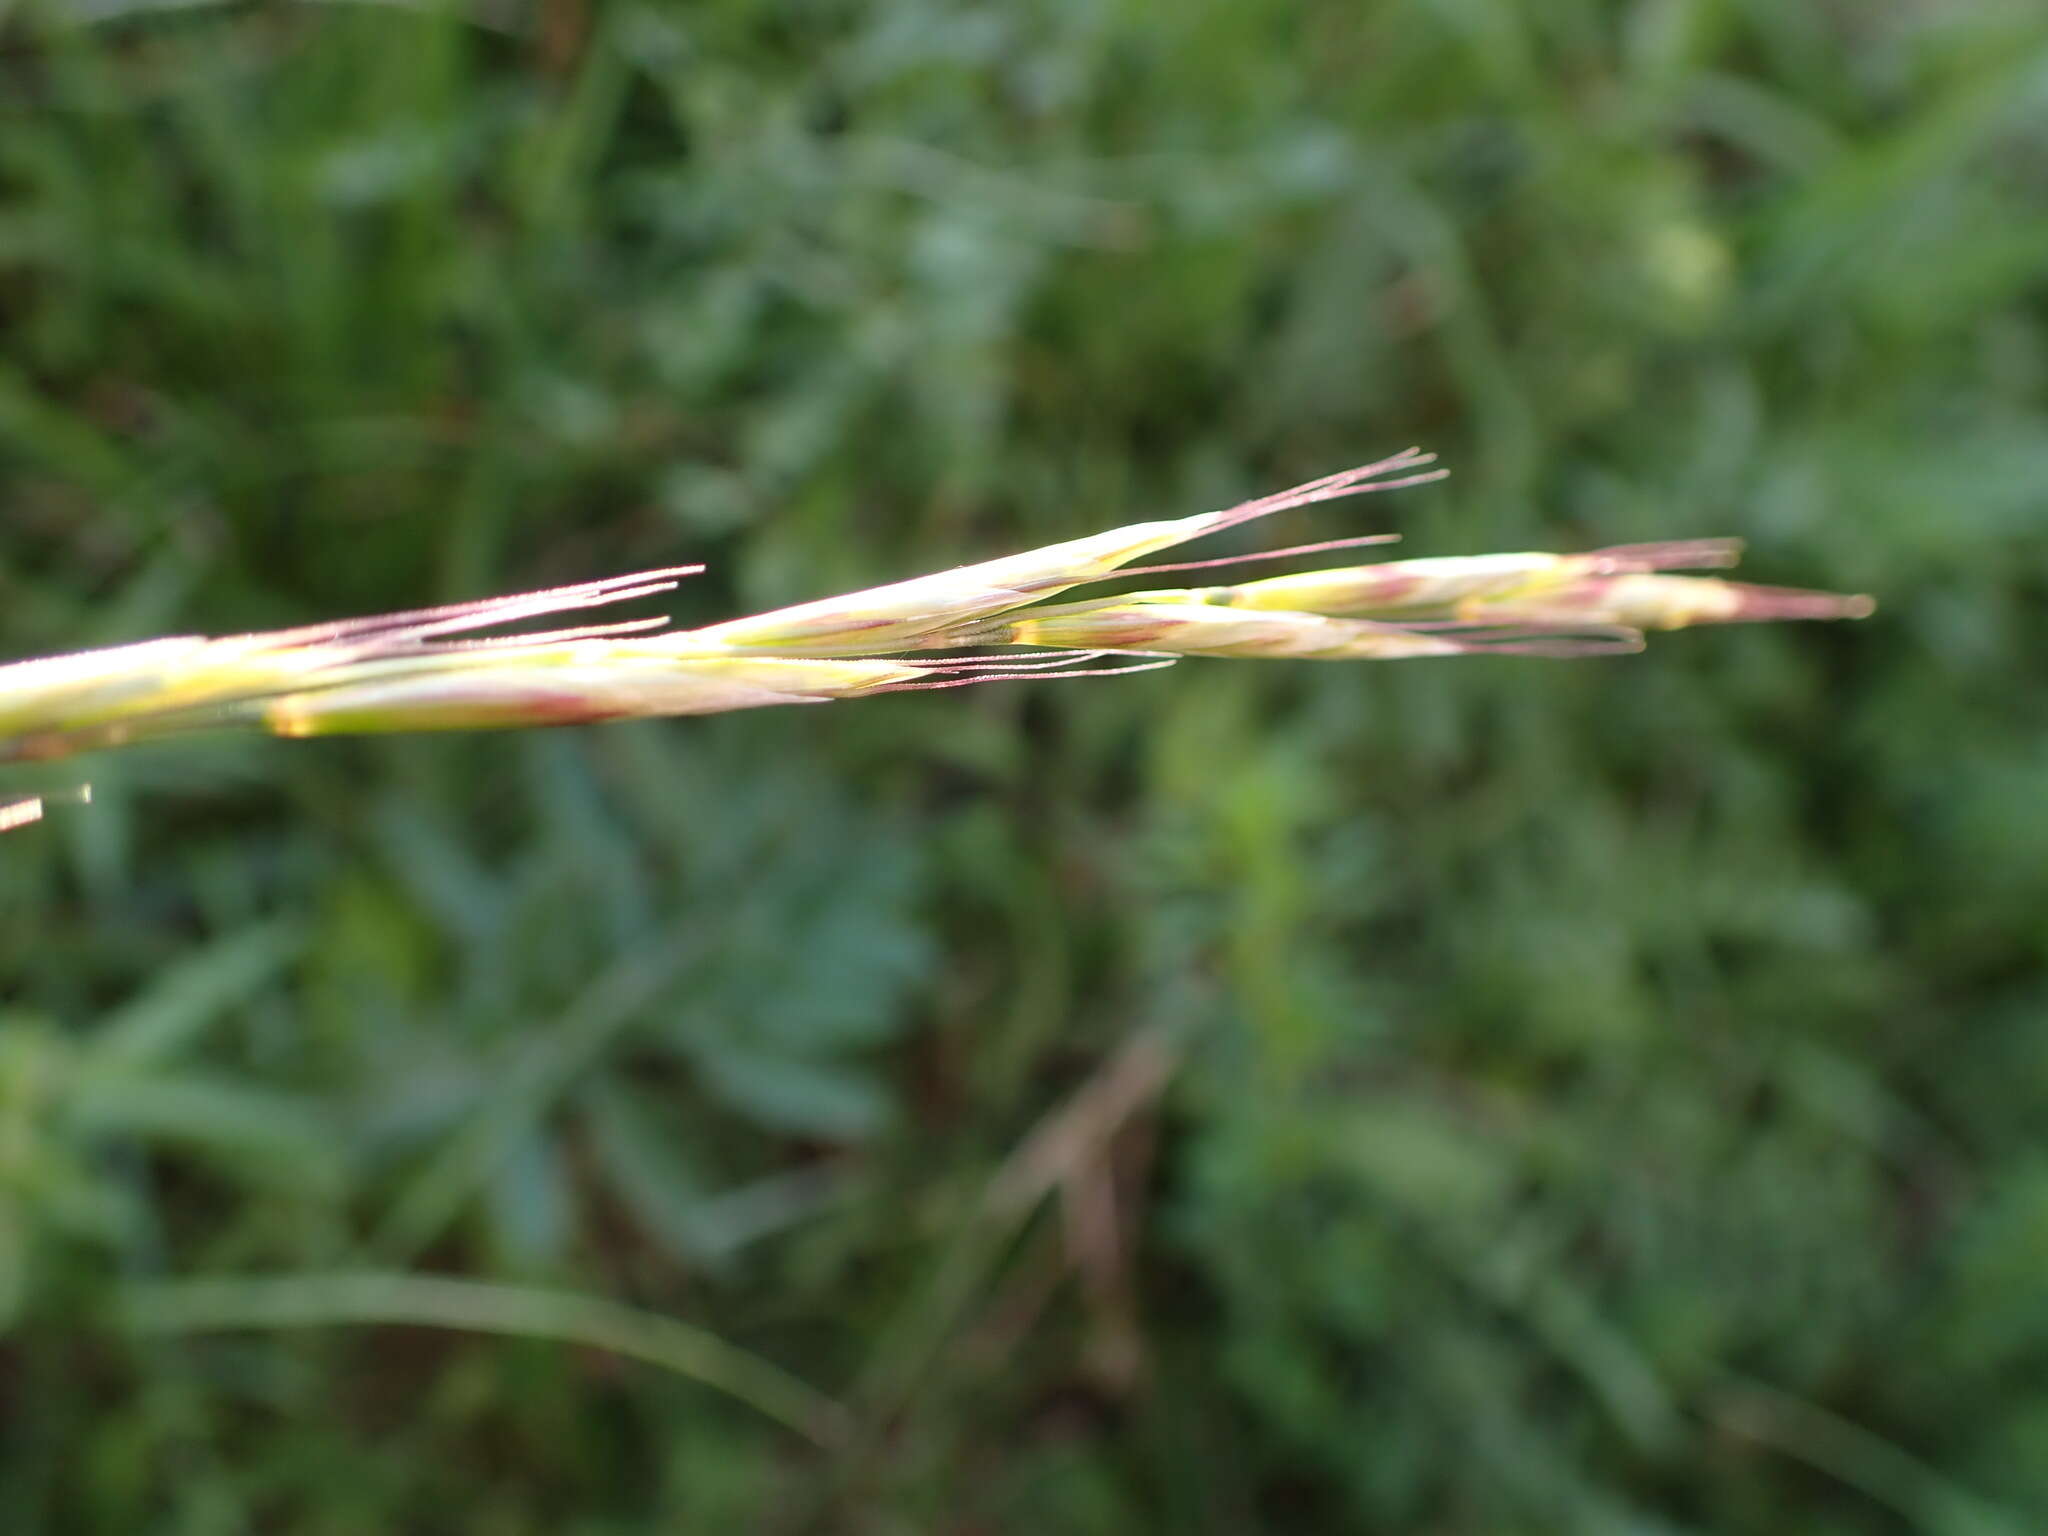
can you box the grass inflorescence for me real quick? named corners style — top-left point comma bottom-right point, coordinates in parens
top-left (0, 450), bottom-right (1870, 817)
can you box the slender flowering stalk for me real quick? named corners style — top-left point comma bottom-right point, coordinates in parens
top-left (0, 455), bottom-right (1873, 823)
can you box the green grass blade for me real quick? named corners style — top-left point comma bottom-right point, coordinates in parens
top-left (120, 1271), bottom-right (848, 1446)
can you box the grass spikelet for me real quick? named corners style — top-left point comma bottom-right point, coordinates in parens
top-left (0, 573), bottom-right (699, 763)
top-left (1145, 540), bottom-right (1868, 628)
top-left (956, 600), bottom-right (1645, 660)
top-left (676, 450), bottom-right (1444, 657)
top-left (258, 655), bottom-right (937, 737)
top-left (1450, 574), bottom-right (1879, 630)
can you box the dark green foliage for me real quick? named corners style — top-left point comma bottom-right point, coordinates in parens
top-left (4, 1), bottom-right (2047, 1530)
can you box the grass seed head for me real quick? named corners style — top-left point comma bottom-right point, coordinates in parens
top-left (0, 453), bottom-right (1873, 798)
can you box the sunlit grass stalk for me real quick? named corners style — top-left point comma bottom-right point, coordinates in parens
top-left (121, 1271), bottom-right (849, 1445)
top-left (0, 454), bottom-right (1873, 800)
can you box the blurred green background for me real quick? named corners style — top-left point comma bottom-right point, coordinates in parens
top-left (4, 0), bottom-right (2048, 1530)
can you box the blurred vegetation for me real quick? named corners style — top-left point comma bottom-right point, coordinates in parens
top-left (3, 0), bottom-right (2047, 1530)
